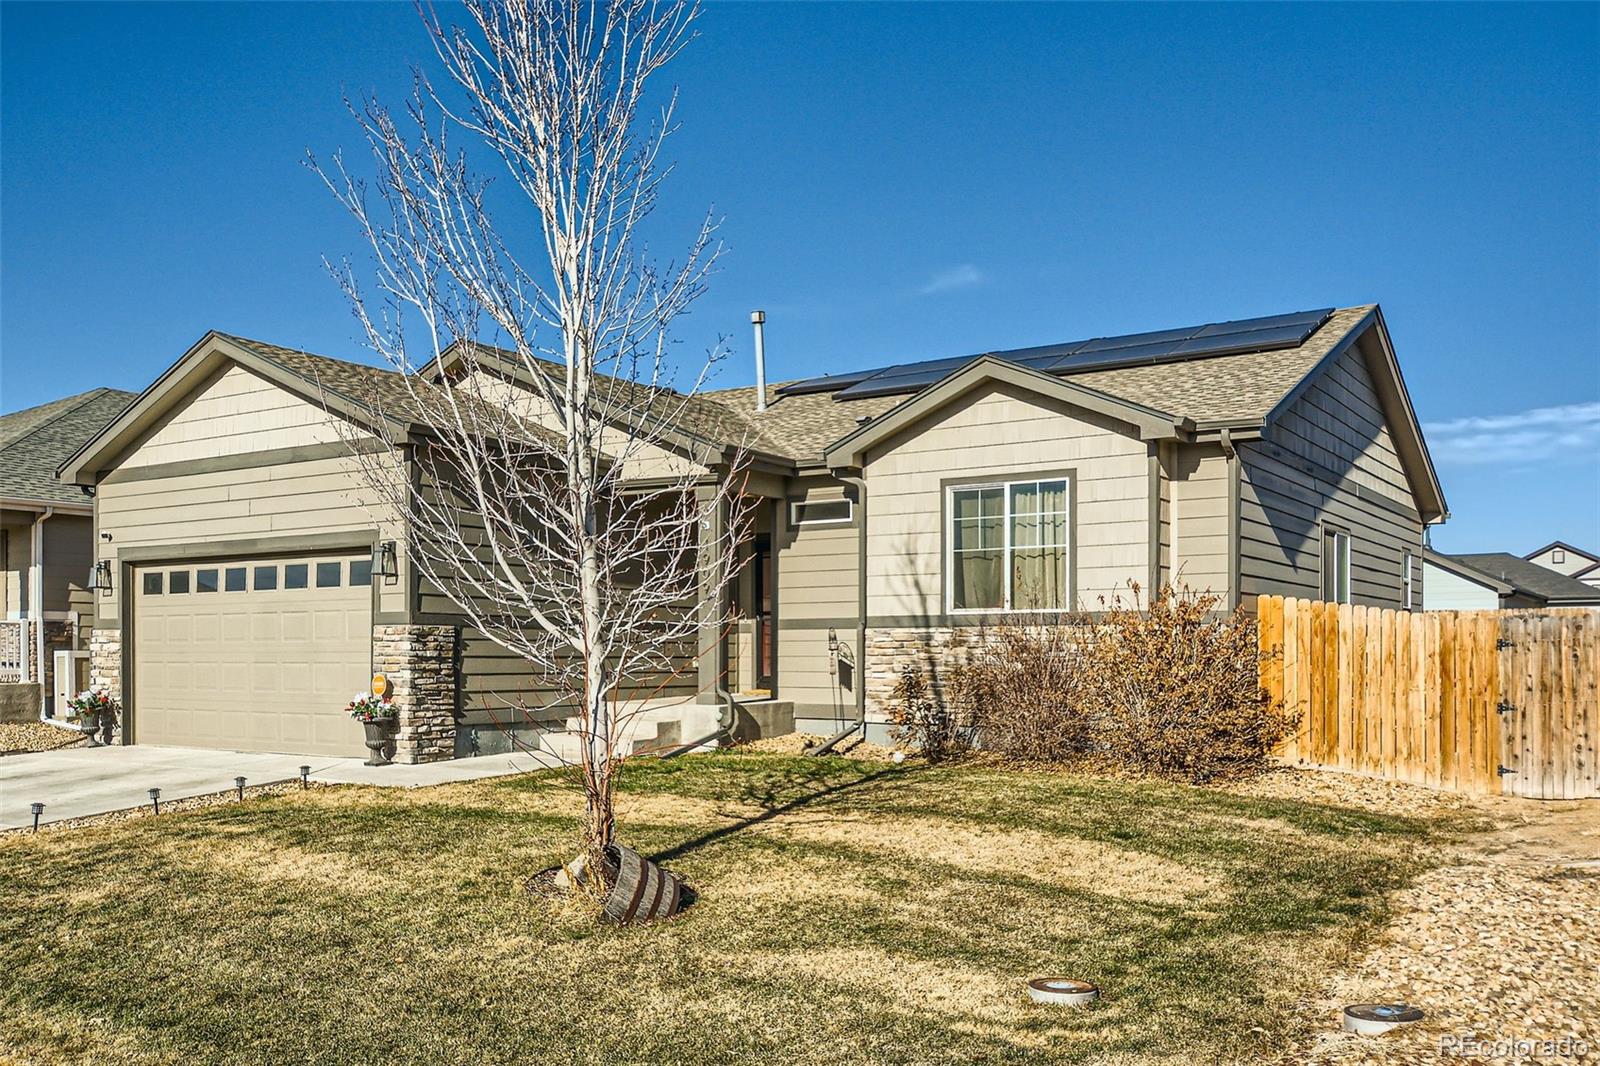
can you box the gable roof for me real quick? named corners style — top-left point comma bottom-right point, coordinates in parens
top-left (822, 357), bottom-right (1191, 468)
top-left (58, 332), bottom-right (489, 486)
top-left (1446, 552), bottom-right (1600, 606)
top-left (1, 388), bottom-right (136, 508)
top-left (1524, 540), bottom-right (1600, 566)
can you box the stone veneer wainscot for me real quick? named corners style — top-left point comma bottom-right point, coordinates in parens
top-left (373, 624), bottom-right (459, 764)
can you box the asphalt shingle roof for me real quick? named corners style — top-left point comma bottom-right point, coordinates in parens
top-left (701, 305), bottom-right (1375, 464)
top-left (207, 305), bottom-right (1375, 470)
top-left (1449, 553), bottom-right (1600, 605)
top-left (0, 389), bottom-right (136, 506)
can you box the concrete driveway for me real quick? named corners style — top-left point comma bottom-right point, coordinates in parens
top-left (0, 743), bottom-right (560, 830)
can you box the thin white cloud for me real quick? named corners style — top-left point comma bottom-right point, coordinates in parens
top-left (1424, 401), bottom-right (1600, 465)
top-left (918, 264), bottom-right (984, 296)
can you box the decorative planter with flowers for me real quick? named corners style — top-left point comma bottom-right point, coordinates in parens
top-left (348, 692), bottom-right (398, 765)
top-left (66, 688), bottom-right (119, 747)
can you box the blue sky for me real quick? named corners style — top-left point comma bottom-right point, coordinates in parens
top-left (2, 2), bottom-right (1596, 554)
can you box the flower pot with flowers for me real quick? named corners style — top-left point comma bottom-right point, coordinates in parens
top-left (348, 692), bottom-right (398, 765)
top-left (66, 688), bottom-right (119, 747)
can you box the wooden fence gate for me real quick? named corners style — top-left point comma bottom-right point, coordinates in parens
top-left (1257, 597), bottom-right (1598, 799)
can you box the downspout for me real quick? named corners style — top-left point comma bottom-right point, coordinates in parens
top-left (30, 507), bottom-right (54, 710)
top-left (1220, 429), bottom-right (1241, 612)
top-left (807, 471), bottom-right (867, 756)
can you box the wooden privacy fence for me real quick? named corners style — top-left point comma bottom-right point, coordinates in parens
top-left (1257, 596), bottom-right (1598, 799)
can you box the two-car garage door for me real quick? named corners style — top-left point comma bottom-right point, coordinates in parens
top-left (132, 553), bottom-right (374, 756)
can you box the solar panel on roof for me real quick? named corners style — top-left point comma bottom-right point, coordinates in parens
top-left (778, 369), bottom-right (881, 396)
top-left (796, 307), bottom-right (1338, 402)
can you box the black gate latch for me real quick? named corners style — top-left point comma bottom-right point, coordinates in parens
top-left (1496, 700), bottom-right (1515, 716)
top-left (1497, 765), bottom-right (1516, 776)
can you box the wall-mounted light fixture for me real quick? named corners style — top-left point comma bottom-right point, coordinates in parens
top-left (374, 540), bottom-right (399, 585)
top-left (87, 560), bottom-right (113, 594)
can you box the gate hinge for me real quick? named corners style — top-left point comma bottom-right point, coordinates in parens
top-left (1497, 765), bottom-right (1516, 776)
top-left (1496, 700), bottom-right (1515, 716)
top-left (1496, 638), bottom-right (1515, 650)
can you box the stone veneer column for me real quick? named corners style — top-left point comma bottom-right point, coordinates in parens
top-left (373, 624), bottom-right (459, 764)
top-left (89, 627), bottom-right (122, 706)
top-left (863, 626), bottom-right (969, 719)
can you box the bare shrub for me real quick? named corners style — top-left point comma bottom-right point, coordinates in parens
top-left (1079, 584), bottom-right (1294, 782)
top-left (946, 623), bottom-right (1093, 763)
top-left (889, 665), bottom-right (969, 763)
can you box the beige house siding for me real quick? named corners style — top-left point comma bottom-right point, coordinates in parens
top-left (776, 476), bottom-right (858, 723)
top-left (1526, 545), bottom-right (1600, 578)
top-left (117, 364), bottom-right (351, 469)
top-left (0, 512), bottom-right (95, 629)
top-left (1238, 340), bottom-right (1424, 609)
top-left (863, 382), bottom-right (1151, 618)
top-left (1169, 443), bottom-right (1232, 601)
top-left (95, 381), bottom-right (408, 632)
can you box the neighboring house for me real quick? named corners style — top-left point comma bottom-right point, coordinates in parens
top-left (1424, 549), bottom-right (1600, 610)
top-left (1524, 540), bottom-right (1600, 590)
top-left (0, 387), bottom-right (135, 718)
top-left (59, 303), bottom-right (1445, 756)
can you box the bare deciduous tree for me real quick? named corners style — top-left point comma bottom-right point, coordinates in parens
top-left (309, 0), bottom-right (751, 875)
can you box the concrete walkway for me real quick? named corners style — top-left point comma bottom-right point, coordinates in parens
top-left (0, 743), bottom-right (561, 830)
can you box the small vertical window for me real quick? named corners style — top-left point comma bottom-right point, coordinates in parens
top-left (349, 558), bottom-right (373, 587)
top-left (316, 561), bottom-right (342, 588)
top-left (1553, 549), bottom-right (1566, 564)
top-left (196, 569), bottom-right (219, 593)
top-left (254, 566), bottom-right (278, 591)
top-left (1322, 529), bottom-right (1351, 605)
top-left (169, 571), bottom-right (190, 594)
top-left (284, 564), bottom-right (309, 590)
top-left (142, 572), bottom-right (163, 595)
top-left (1404, 551), bottom-right (1415, 611)
top-left (224, 567), bottom-right (247, 592)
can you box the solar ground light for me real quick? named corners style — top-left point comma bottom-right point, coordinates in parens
top-left (147, 787), bottom-right (161, 815)
top-left (299, 765), bottom-right (311, 789)
top-left (30, 802), bottom-right (44, 833)
top-left (1025, 978), bottom-right (1100, 1007)
top-left (235, 776), bottom-right (247, 801)
top-left (1342, 1003), bottom-right (1425, 1035)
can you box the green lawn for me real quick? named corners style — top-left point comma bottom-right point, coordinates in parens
top-left (0, 754), bottom-right (1473, 1065)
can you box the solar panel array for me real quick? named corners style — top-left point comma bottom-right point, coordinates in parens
top-left (778, 308), bottom-right (1335, 402)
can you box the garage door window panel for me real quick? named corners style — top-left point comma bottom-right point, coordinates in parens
top-left (142, 573), bottom-right (163, 595)
top-left (254, 565), bottom-right (278, 591)
top-left (196, 569), bottom-right (219, 593)
top-left (169, 571), bottom-right (190, 594)
top-left (349, 559), bottom-right (373, 587)
top-left (316, 562), bottom-right (342, 588)
top-left (285, 564), bottom-right (308, 589)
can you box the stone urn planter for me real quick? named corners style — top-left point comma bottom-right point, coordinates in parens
top-left (361, 720), bottom-right (393, 766)
top-left (76, 711), bottom-right (103, 747)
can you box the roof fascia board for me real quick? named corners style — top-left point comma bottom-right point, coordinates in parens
top-left (823, 357), bottom-right (1186, 468)
top-left (0, 496), bottom-right (93, 515)
top-left (56, 332), bottom-right (411, 485)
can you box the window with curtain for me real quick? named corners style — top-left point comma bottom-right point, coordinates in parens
top-left (949, 478), bottom-right (1069, 611)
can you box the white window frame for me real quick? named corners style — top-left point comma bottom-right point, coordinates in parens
top-left (1404, 550), bottom-right (1415, 610)
top-left (1322, 526), bottom-right (1352, 605)
top-left (945, 477), bottom-right (1071, 615)
top-left (789, 499), bottom-right (853, 527)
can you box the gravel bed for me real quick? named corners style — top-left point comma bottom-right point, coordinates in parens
top-left (1295, 800), bottom-right (1599, 1063)
top-left (735, 731), bottom-right (901, 762)
top-left (0, 721), bottom-right (87, 756)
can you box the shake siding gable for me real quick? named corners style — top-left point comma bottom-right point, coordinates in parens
top-left (92, 364), bottom-right (409, 626)
top-left (1238, 340), bottom-right (1425, 609)
top-left (862, 382), bottom-right (1150, 616)
top-left (117, 364), bottom-right (352, 468)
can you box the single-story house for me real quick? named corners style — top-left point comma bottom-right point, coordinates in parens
top-left (58, 303), bottom-right (1445, 758)
top-left (1, 387), bottom-right (135, 720)
top-left (1524, 540), bottom-right (1600, 590)
top-left (1423, 549), bottom-right (1600, 610)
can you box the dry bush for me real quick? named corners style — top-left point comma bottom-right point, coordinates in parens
top-left (946, 623), bottom-right (1094, 763)
top-left (889, 665), bottom-right (970, 763)
top-left (1079, 584), bottom-right (1295, 782)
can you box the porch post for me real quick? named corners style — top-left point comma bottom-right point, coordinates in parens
top-left (695, 482), bottom-right (728, 705)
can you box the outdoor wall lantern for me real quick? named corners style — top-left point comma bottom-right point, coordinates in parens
top-left (374, 541), bottom-right (399, 585)
top-left (87, 560), bottom-right (113, 594)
